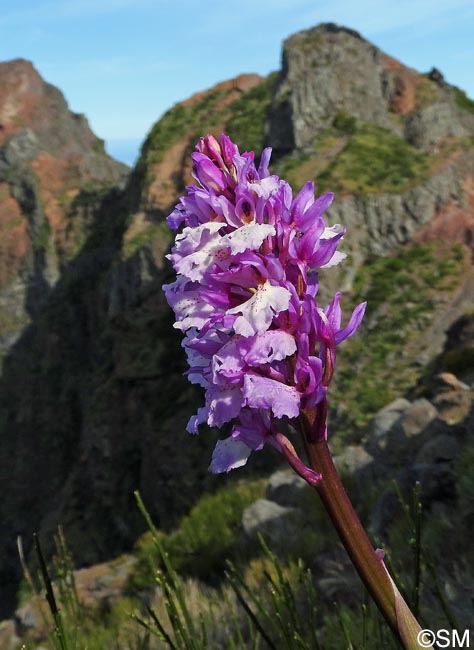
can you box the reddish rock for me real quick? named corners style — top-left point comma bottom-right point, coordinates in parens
top-left (0, 59), bottom-right (44, 144)
top-left (181, 73), bottom-right (262, 108)
top-left (0, 58), bottom-right (127, 350)
top-left (382, 54), bottom-right (420, 115)
top-left (142, 74), bottom-right (263, 218)
top-left (413, 176), bottom-right (474, 251)
top-left (0, 183), bottom-right (29, 287)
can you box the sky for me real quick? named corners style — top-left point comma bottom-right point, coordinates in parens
top-left (1, 0), bottom-right (473, 166)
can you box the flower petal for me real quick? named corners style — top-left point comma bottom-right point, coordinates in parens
top-left (335, 301), bottom-right (367, 344)
top-left (164, 278), bottom-right (216, 331)
top-left (231, 411), bottom-right (269, 450)
top-left (209, 437), bottom-right (252, 473)
top-left (240, 330), bottom-right (297, 365)
top-left (207, 385), bottom-right (243, 427)
top-left (187, 406), bottom-right (209, 434)
top-left (227, 281), bottom-right (291, 336)
top-left (222, 223), bottom-right (275, 254)
top-left (243, 374), bottom-right (301, 418)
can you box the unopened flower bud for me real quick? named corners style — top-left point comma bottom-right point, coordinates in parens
top-left (191, 152), bottom-right (227, 192)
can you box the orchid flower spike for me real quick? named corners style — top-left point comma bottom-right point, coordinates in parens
top-left (163, 134), bottom-right (366, 478)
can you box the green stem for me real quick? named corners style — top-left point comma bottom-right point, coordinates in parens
top-left (298, 413), bottom-right (430, 649)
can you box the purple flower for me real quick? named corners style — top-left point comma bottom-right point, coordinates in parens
top-left (164, 134), bottom-right (366, 479)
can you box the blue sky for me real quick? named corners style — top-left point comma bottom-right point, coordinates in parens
top-left (1, 0), bottom-right (473, 166)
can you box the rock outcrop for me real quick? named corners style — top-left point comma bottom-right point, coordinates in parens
top-left (0, 59), bottom-right (128, 354)
top-left (1, 554), bottom-right (136, 649)
top-left (268, 23), bottom-right (474, 155)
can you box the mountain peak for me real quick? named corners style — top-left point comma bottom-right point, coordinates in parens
top-left (0, 57), bottom-right (38, 75)
top-left (0, 57), bottom-right (127, 337)
top-left (269, 22), bottom-right (474, 155)
top-left (293, 22), bottom-right (364, 40)
top-left (0, 59), bottom-right (45, 140)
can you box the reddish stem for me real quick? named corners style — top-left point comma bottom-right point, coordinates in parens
top-left (298, 410), bottom-right (429, 649)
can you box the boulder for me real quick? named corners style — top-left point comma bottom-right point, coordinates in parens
top-left (242, 499), bottom-right (298, 547)
top-left (334, 445), bottom-right (374, 475)
top-left (265, 469), bottom-right (308, 507)
top-left (414, 462), bottom-right (457, 502)
top-left (398, 399), bottom-right (439, 438)
top-left (416, 434), bottom-right (460, 465)
top-left (72, 556), bottom-right (136, 608)
top-left (431, 373), bottom-right (473, 425)
top-left (381, 399), bottom-right (441, 465)
top-left (413, 434), bottom-right (460, 502)
top-left (14, 595), bottom-right (47, 639)
top-left (0, 619), bottom-right (21, 649)
top-left (366, 397), bottom-right (411, 453)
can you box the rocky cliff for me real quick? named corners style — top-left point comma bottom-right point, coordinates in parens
top-left (0, 59), bottom-right (128, 354)
top-left (268, 24), bottom-right (474, 154)
top-left (0, 24), bottom-right (473, 618)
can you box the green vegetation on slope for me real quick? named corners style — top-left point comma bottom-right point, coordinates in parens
top-left (317, 123), bottom-right (431, 194)
top-left (331, 242), bottom-right (466, 437)
top-left (225, 72), bottom-right (277, 153)
top-left (128, 479), bottom-right (266, 592)
top-left (140, 88), bottom-right (230, 166)
top-left (453, 86), bottom-right (474, 115)
top-left (276, 116), bottom-right (432, 195)
top-left (139, 73), bottom-right (276, 171)
top-left (25, 470), bottom-right (464, 650)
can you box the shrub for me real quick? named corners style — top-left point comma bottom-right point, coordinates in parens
top-left (453, 86), bottom-right (474, 115)
top-left (332, 111), bottom-right (357, 135)
top-left (128, 479), bottom-right (265, 592)
top-left (225, 72), bottom-right (277, 154)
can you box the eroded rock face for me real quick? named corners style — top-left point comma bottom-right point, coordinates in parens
top-left (0, 59), bottom-right (128, 353)
top-left (269, 24), bottom-right (397, 155)
top-left (328, 160), bottom-right (472, 260)
top-left (263, 22), bottom-right (474, 302)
